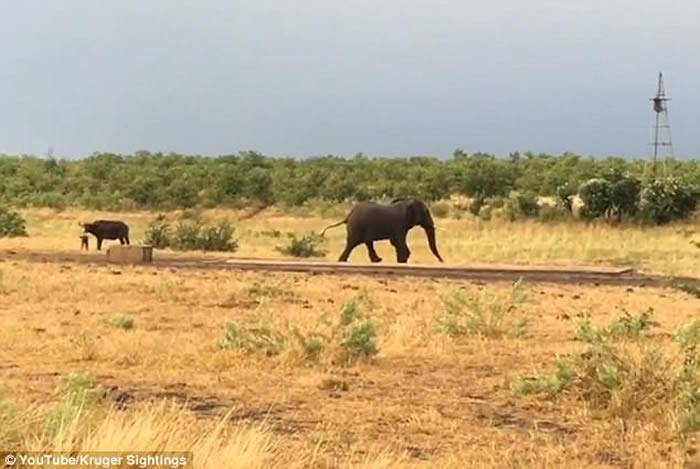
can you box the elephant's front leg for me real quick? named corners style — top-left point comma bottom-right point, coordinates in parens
top-left (391, 238), bottom-right (411, 263)
top-left (364, 242), bottom-right (382, 263)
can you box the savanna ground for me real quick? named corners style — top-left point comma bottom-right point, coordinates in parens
top-left (1, 207), bottom-right (699, 468)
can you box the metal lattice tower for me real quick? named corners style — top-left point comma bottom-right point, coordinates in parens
top-left (649, 72), bottom-right (673, 177)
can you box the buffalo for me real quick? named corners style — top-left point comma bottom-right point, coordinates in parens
top-left (81, 220), bottom-right (130, 251)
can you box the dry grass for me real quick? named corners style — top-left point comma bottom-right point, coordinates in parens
top-left (0, 208), bottom-right (699, 467)
top-left (5, 207), bottom-right (700, 275)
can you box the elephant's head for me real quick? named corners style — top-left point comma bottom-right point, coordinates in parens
top-left (401, 199), bottom-right (444, 262)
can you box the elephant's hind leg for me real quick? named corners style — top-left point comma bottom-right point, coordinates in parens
top-left (365, 242), bottom-right (382, 263)
top-left (338, 240), bottom-right (359, 262)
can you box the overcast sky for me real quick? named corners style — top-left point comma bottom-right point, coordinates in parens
top-left (1, 1), bottom-right (698, 159)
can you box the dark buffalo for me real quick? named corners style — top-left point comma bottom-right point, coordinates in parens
top-left (81, 220), bottom-right (130, 251)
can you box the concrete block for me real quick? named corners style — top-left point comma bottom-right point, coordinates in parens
top-left (106, 245), bottom-right (153, 264)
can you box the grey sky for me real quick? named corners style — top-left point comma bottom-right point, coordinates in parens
top-left (1, 1), bottom-right (698, 159)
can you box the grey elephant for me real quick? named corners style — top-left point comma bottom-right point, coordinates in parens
top-left (320, 199), bottom-right (444, 263)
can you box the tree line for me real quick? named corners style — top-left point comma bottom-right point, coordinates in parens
top-left (0, 149), bottom-right (698, 222)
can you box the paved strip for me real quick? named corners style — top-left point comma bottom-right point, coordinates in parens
top-left (2, 249), bottom-right (696, 287)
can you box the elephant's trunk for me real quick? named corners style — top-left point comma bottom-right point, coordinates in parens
top-left (423, 225), bottom-right (444, 263)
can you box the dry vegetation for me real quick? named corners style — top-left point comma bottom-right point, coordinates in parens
top-left (0, 208), bottom-right (699, 468)
top-left (6, 207), bottom-right (700, 276)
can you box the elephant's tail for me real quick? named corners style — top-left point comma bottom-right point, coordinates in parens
top-left (320, 218), bottom-right (347, 237)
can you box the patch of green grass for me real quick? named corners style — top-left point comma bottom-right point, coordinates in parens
top-left (291, 328), bottom-right (327, 362)
top-left (218, 322), bottom-right (285, 357)
top-left (106, 314), bottom-right (135, 331)
top-left (676, 319), bottom-right (700, 351)
top-left (435, 290), bottom-right (528, 339)
top-left (45, 372), bottom-right (102, 439)
top-left (511, 357), bottom-right (576, 396)
top-left (340, 320), bottom-right (378, 360)
top-left (574, 309), bottom-right (659, 343)
top-left (0, 397), bottom-right (24, 446)
top-left (607, 309), bottom-right (659, 339)
top-left (247, 281), bottom-right (295, 299)
top-left (334, 297), bottom-right (379, 362)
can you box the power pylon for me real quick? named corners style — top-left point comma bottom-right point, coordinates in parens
top-left (649, 72), bottom-right (673, 177)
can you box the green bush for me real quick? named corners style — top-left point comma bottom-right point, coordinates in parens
top-left (578, 178), bottom-right (612, 219)
top-left (538, 205), bottom-right (569, 221)
top-left (468, 195), bottom-right (486, 217)
top-left (639, 177), bottom-right (697, 224)
top-left (429, 200), bottom-right (450, 218)
top-left (1, 151), bottom-right (699, 211)
top-left (556, 182), bottom-right (577, 213)
top-left (218, 322), bottom-right (285, 357)
top-left (45, 372), bottom-right (102, 438)
top-left (512, 315), bottom-right (700, 434)
top-left (0, 207), bottom-right (28, 237)
top-left (609, 175), bottom-right (641, 218)
top-left (143, 214), bottom-right (171, 249)
top-left (513, 192), bottom-right (539, 217)
top-left (152, 215), bottom-right (239, 252)
top-left (276, 232), bottom-right (327, 258)
top-left (336, 298), bottom-right (379, 361)
top-left (107, 314), bottom-right (135, 331)
top-left (436, 283), bottom-right (529, 339)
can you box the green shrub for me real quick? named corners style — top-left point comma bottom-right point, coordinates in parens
top-left (556, 182), bottom-right (577, 213)
top-left (436, 285), bottom-right (528, 339)
top-left (579, 178), bottom-right (612, 219)
top-left (145, 214), bottom-right (238, 252)
top-left (45, 372), bottom-right (102, 438)
top-left (511, 357), bottom-right (576, 396)
top-left (574, 309), bottom-right (659, 343)
top-left (341, 320), bottom-right (378, 359)
top-left (429, 200), bottom-right (450, 218)
top-left (107, 314), bottom-right (134, 331)
top-left (0, 207), bottom-right (28, 237)
top-left (172, 218), bottom-right (238, 252)
top-left (292, 329), bottom-right (326, 362)
top-left (609, 175), bottom-right (641, 218)
top-left (676, 319), bottom-right (700, 351)
top-left (469, 196), bottom-right (486, 217)
top-left (218, 322), bottom-right (285, 357)
top-left (276, 232), bottom-right (327, 258)
top-left (512, 316), bottom-right (700, 434)
top-left (198, 220), bottom-right (238, 251)
top-left (336, 298), bottom-right (378, 361)
top-left (143, 214), bottom-right (172, 249)
top-left (538, 205), bottom-right (569, 221)
top-left (607, 309), bottom-right (659, 339)
top-left (639, 177), bottom-right (697, 224)
top-left (513, 192), bottom-right (539, 217)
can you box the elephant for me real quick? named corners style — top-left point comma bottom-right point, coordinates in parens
top-left (320, 199), bottom-right (444, 264)
top-left (80, 220), bottom-right (130, 251)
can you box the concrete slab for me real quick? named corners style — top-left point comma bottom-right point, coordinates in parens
top-left (106, 245), bottom-right (154, 264)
